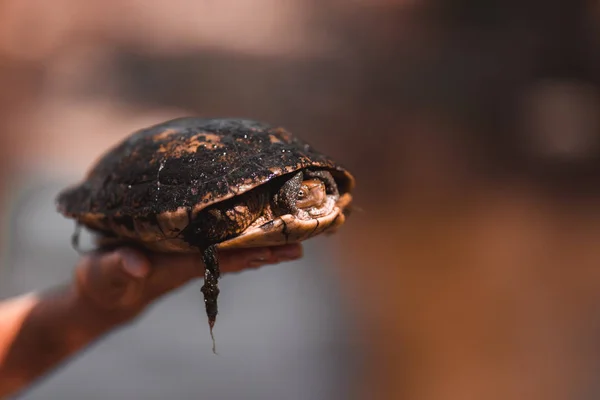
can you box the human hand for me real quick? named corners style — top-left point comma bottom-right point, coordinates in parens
top-left (73, 245), bottom-right (303, 324)
top-left (0, 245), bottom-right (303, 398)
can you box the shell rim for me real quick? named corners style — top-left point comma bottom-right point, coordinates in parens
top-left (57, 164), bottom-right (355, 220)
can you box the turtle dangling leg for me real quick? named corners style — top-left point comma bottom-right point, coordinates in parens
top-left (200, 245), bottom-right (220, 354)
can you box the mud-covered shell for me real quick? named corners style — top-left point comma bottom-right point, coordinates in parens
top-left (57, 117), bottom-right (355, 226)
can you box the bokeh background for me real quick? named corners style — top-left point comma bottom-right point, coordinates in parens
top-left (3, 0), bottom-right (600, 399)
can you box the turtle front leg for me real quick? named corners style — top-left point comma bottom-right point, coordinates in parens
top-left (272, 170), bottom-right (303, 215)
top-left (70, 223), bottom-right (84, 254)
top-left (200, 245), bottom-right (220, 353)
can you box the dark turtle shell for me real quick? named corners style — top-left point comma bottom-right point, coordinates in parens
top-left (57, 117), bottom-right (355, 246)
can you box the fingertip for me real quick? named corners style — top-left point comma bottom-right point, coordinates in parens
top-left (117, 248), bottom-right (151, 278)
top-left (270, 243), bottom-right (303, 261)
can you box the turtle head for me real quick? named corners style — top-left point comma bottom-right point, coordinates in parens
top-left (296, 179), bottom-right (327, 210)
top-left (272, 169), bottom-right (340, 219)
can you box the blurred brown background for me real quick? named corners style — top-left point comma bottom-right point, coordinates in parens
top-left (2, 0), bottom-right (600, 399)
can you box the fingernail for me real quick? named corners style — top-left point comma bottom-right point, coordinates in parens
top-left (272, 245), bottom-right (302, 261)
top-left (245, 249), bottom-right (273, 268)
top-left (249, 249), bottom-right (272, 263)
top-left (247, 260), bottom-right (266, 268)
top-left (120, 250), bottom-right (149, 278)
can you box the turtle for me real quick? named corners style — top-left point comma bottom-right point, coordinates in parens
top-left (56, 117), bottom-right (355, 349)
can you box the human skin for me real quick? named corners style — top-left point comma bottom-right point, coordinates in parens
top-left (0, 244), bottom-right (303, 399)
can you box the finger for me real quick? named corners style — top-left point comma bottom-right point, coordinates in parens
top-left (75, 248), bottom-right (151, 310)
top-left (269, 243), bottom-right (303, 261)
top-left (225, 243), bottom-right (304, 272)
top-left (143, 247), bottom-right (272, 298)
top-left (120, 249), bottom-right (152, 278)
top-left (141, 253), bottom-right (203, 300)
top-left (218, 246), bottom-right (275, 273)
top-left (144, 244), bottom-right (304, 299)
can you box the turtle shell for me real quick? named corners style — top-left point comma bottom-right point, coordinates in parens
top-left (57, 117), bottom-right (355, 251)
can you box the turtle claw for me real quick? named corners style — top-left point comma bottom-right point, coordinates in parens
top-left (209, 318), bottom-right (218, 355)
top-left (70, 223), bottom-right (85, 255)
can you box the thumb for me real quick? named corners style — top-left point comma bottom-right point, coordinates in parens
top-left (75, 248), bottom-right (151, 312)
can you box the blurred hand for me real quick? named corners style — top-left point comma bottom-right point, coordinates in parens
top-left (73, 245), bottom-right (303, 323)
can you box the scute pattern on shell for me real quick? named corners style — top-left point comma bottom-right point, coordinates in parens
top-left (57, 117), bottom-right (354, 219)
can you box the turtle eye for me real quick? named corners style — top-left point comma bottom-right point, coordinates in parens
top-left (298, 187), bottom-right (307, 199)
top-left (296, 180), bottom-right (326, 209)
